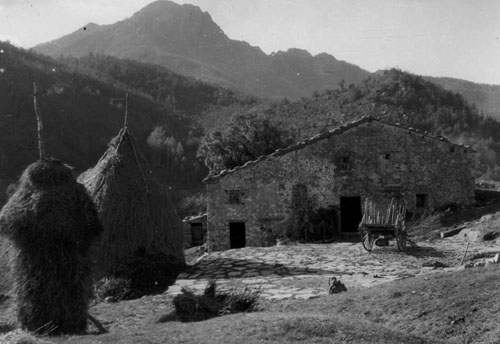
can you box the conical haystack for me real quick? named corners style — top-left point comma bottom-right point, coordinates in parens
top-left (0, 159), bottom-right (103, 334)
top-left (78, 128), bottom-right (185, 276)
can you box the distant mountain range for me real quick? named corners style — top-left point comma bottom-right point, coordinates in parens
top-left (34, 0), bottom-right (500, 119)
top-left (34, 0), bottom-right (370, 100)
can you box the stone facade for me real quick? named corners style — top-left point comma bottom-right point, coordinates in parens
top-left (204, 117), bottom-right (476, 252)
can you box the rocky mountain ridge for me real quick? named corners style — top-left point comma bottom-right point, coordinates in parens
top-left (34, 0), bottom-right (370, 99)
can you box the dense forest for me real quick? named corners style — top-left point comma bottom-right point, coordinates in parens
top-left (0, 42), bottom-right (253, 208)
top-left (58, 54), bottom-right (257, 118)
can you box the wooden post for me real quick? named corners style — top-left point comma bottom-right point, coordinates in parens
top-left (123, 93), bottom-right (129, 129)
top-left (33, 82), bottom-right (45, 160)
top-left (460, 242), bottom-right (471, 265)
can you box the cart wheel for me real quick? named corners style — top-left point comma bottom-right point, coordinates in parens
top-left (396, 232), bottom-right (407, 252)
top-left (362, 233), bottom-right (374, 252)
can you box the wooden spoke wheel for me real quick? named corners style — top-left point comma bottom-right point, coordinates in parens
top-left (396, 231), bottom-right (407, 252)
top-left (362, 232), bottom-right (374, 252)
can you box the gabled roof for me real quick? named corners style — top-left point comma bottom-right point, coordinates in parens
top-left (203, 116), bottom-right (473, 184)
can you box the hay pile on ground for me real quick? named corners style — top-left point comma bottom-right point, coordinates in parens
top-left (163, 280), bottom-right (260, 322)
top-left (0, 159), bottom-right (103, 334)
top-left (0, 329), bottom-right (55, 344)
top-left (78, 128), bottom-right (185, 280)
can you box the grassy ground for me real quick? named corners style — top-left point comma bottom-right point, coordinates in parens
top-left (268, 265), bottom-right (500, 344)
top-left (2, 264), bottom-right (498, 344)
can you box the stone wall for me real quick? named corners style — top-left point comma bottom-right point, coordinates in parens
top-left (206, 120), bottom-right (475, 251)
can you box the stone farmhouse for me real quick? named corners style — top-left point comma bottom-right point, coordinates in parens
top-left (203, 116), bottom-right (476, 252)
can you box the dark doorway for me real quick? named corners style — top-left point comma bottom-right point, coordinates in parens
top-left (340, 197), bottom-right (362, 232)
top-left (229, 222), bottom-right (246, 248)
top-left (191, 223), bottom-right (204, 246)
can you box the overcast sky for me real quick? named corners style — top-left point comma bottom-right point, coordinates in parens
top-left (1, 0), bottom-right (499, 85)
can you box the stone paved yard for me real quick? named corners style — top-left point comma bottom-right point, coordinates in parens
top-left (167, 235), bottom-right (500, 300)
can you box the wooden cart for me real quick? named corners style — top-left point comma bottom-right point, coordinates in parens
top-left (359, 223), bottom-right (408, 252)
top-left (358, 199), bottom-right (408, 252)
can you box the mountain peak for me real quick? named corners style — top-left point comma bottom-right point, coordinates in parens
top-left (315, 52), bottom-right (337, 61)
top-left (34, 0), bottom-right (370, 99)
top-left (132, 0), bottom-right (203, 19)
top-left (82, 22), bottom-right (100, 30)
top-left (129, 0), bottom-right (228, 45)
top-left (278, 48), bottom-right (313, 59)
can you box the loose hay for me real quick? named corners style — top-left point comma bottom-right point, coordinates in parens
top-left (0, 329), bottom-right (55, 344)
top-left (0, 159), bottom-right (103, 334)
top-left (168, 280), bottom-right (260, 322)
top-left (78, 128), bottom-right (185, 277)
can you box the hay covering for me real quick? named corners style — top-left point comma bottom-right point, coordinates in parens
top-left (78, 128), bottom-right (185, 276)
top-left (0, 159), bottom-right (103, 334)
top-left (0, 329), bottom-right (55, 344)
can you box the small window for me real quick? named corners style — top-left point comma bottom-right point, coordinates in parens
top-left (416, 194), bottom-right (429, 208)
top-left (226, 189), bottom-right (243, 204)
top-left (449, 146), bottom-right (455, 153)
top-left (336, 156), bottom-right (350, 170)
top-left (384, 153), bottom-right (391, 160)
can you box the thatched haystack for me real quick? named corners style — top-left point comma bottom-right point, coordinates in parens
top-left (0, 159), bottom-right (103, 334)
top-left (78, 128), bottom-right (185, 277)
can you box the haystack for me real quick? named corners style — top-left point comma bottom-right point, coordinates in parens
top-left (78, 128), bottom-right (185, 277)
top-left (0, 159), bottom-right (103, 334)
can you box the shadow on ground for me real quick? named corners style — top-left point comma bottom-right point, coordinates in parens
top-left (403, 246), bottom-right (446, 258)
top-left (184, 257), bottom-right (353, 280)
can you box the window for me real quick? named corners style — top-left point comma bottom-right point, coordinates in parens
top-left (384, 153), bottom-right (391, 160)
top-left (449, 146), bottom-right (455, 153)
top-left (416, 194), bottom-right (429, 208)
top-left (336, 156), bottom-right (350, 170)
top-left (226, 189), bottom-right (243, 204)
